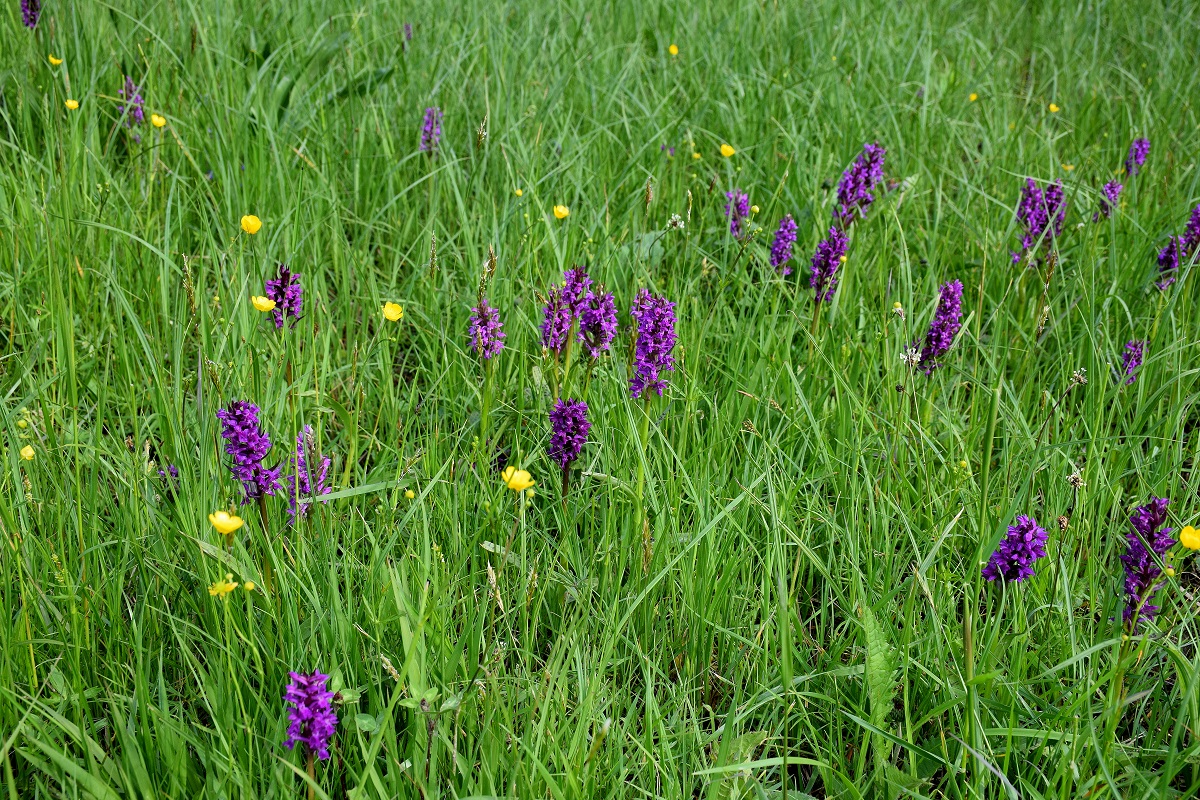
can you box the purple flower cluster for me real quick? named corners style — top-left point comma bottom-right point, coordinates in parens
top-left (1121, 340), bottom-right (1145, 384)
top-left (834, 143), bottom-right (886, 227)
top-left (21, 0), bottom-right (40, 28)
top-left (548, 398), bottom-right (591, 469)
top-left (118, 76), bottom-right (145, 127)
top-left (1121, 497), bottom-right (1175, 630)
top-left (540, 287), bottom-right (573, 353)
top-left (264, 264), bottom-right (303, 329)
top-left (469, 300), bottom-right (505, 359)
top-left (982, 514), bottom-right (1049, 583)
top-left (216, 401), bottom-right (281, 502)
top-left (1095, 181), bottom-right (1123, 221)
top-left (810, 226), bottom-right (850, 303)
top-left (419, 106), bottom-right (442, 153)
top-left (917, 280), bottom-right (963, 375)
top-left (769, 214), bottom-right (798, 276)
top-left (1012, 178), bottom-right (1066, 264)
top-left (284, 671), bottom-right (338, 761)
top-left (629, 289), bottom-right (677, 399)
top-left (579, 288), bottom-right (618, 359)
top-left (541, 266), bottom-right (596, 354)
top-left (404, 23), bottom-right (413, 41)
top-left (1125, 138), bottom-right (1150, 177)
top-left (288, 426), bottom-right (330, 522)
top-left (561, 266), bottom-right (593, 313)
top-left (1152, 203), bottom-right (1198, 292)
top-left (725, 190), bottom-right (750, 238)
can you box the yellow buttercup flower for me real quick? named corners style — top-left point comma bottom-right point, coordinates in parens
top-left (1180, 525), bottom-right (1200, 550)
top-left (208, 511), bottom-right (245, 536)
top-left (64, 99), bottom-right (79, 110)
top-left (553, 205), bottom-right (570, 219)
top-left (1048, 103), bottom-right (1060, 113)
top-left (692, 152), bottom-right (701, 159)
top-left (1062, 164), bottom-right (1074, 171)
top-left (382, 302), bottom-right (404, 321)
top-left (19, 445), bottom-right (35, 461)
top-left (838, 255), bottom-right (847, 263)
top-left (404, 489), bottom-right (416, 499)
top-left (501, 466), bottom-right (535, 492)
top-left (243, 581), bottom-right (256, 592)
top-left (969, 93), bottom-right (978, 102)
top-left (668, 44), bottom-right (679, 56)
top-left (208, 574), bottom-right (239, 598)
top-left (48, 55), bottom-right (63, 66)
top-left (151, 114), bottom-right (166, 128)
top-left (720, 143), bottom-right (735, 158)
top-left (240, 214), bottom-right (262, 235)
top-left (251, 295), bottom-right (276, 312)
top-left (515, 188), bottom-right (523, 196)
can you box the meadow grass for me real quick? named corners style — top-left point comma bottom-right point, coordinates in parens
top-left (3, 0), bottom-right (1200, 797)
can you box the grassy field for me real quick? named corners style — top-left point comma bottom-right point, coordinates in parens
top-left (4, 0), bottom-right (1200, 797)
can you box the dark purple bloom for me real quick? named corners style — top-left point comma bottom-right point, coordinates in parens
top-left (1125, 138), bottom-right (1150, 177)
top-left (1012, 178), bottom-right (1066, 264)
top-left (1157, 237), bottom-right (1181, 289)
top-left (1155, 205), bottom-right (1200, 289)
top-left (21, 0), bottom-right (39, 28)
top-left (404, 23), bottom-right (413, 40)
top-left (561, 266), bottom-right (593, 315)
top-left (769, 214), bottom-right (799, 276)
top-left (629, 289), bottom-right (677, 399)
top-left (548, 398), bottom-right (590, 469)
top-left (660, 144), bottom-right (675, 157)
top-left (810, 226), bottom-right (850, 303)
top-left (1121, 340), bottom-right (1145, 385)
top-left (579, 288), bottom-right (618, 359)
top-left (419, 107), bottom-right (442, 153)
top-left (288, 426), bottom-right (330, 522)
top-left (158, 464), bottom-right (180, 497)
top-left (118, 76), bottom-right (145, 127)
top-left (541, 286), bottom-right (572, 353)
top-left (1121, 497), bottom-right (1175, 630)
top-left (725, 190), bottom-right (750, 238)
top-left (1184, 205), bottom-right (1200, 256)
top-left (264, 264), bottom-right (303, 329)
top-left (284, 671), bottom-right (338, 761)
top-left (982, 514), bottom-right (1049, 583)
top-left (1094, 182), bottom-right (1123, 221)
top-left (216, 401), bottom-right (281, 502)
top-left (469, 300), bottom-right (505, 359)
top-left (834, 143), bottom-right (886, 226)
top-left (917, 280), bottom-right (963, 374)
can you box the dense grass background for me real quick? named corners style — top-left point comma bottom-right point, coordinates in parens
top-left (4, 0), bottom-right (1200, 797)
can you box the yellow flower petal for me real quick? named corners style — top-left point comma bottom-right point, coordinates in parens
top-left (251, 295), bottom-right (276, 312)
top-left (514, 188), bottom-right (523, 196)
top-left (208, 573), bottom-right (239, 598)
top-left (553, 205), bottom-right (570, 219)
top-left (48, 55), bottom-right (63, 66)
top-left (720, 143), bottom-right (735, 157)
top-left (382, 302), bottom-right (404, 321)
top-left (1048, 103), bottom-right (1060, 113)
top-left (750, 205), bottom-right (760, 214)
top-left (404, 489), bottom-right (416, 499)
top-left (243, 581), bottom-right (256, 592)
top-left (501, 466), bottom-right (535, 492)
top-left (240, 215), bottom-right (262, 235)
top-left (1180, 525), bottom-right (1200, 550)
top-left (668, 44), bottom-right (679, 56)
top-left (151, 114), bottom-right (166, 128)
top-left (208, 511), bottom-right (245, 536)
top-left (969, 93), bottom-right (978, 102)
top-left (64, 99), bottom-right (79, 110)
top-left (19, 445), bottom-right (35, 461)
top-left (692, 152), bottom-right (701, 159)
